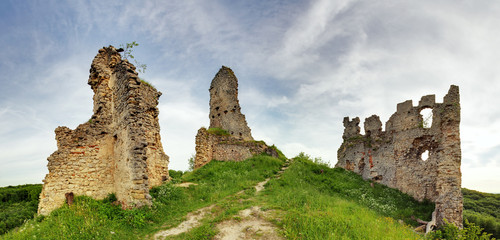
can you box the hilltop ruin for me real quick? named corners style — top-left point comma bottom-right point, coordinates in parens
top-left (38, 46), bottom-right (169, 215)
top-left (336, 85), bottom-right (463, 228)
top-left (194, 66), bottom-right (278, 169)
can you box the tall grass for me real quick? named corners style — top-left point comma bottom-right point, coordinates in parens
top-left (3, 152), bottom-right (497, 239)
top-left (257, 154), bottom-right (434, 239)
top-left (2, 155), bottom-right (284, 239)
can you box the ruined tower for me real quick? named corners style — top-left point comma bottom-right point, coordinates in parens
top-left (194, 66), bottom-right (278, 169)
top-left (38, 46), bottom-right (169, 215)
top-left (209, 66), bottom-right (253, 141)
top-left (336, 85), bottom-right (463, 228)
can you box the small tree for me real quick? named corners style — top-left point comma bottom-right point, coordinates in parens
top-left (119, 41), bottom-right (147, 74)
top-left (188, 154), bottom-right (196, 171)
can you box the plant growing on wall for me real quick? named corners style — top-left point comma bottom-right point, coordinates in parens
top-left (119, 41), bottom-right (147, 74)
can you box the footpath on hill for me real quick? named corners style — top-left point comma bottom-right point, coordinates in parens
top-left (153, 159), bottom-right (292, 240)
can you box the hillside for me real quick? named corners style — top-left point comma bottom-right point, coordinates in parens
top-left (1, 153), bottom-right (497, 239)
top-left (462, 188), bottom-right (500, 238)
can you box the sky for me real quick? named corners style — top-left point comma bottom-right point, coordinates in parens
top-left (0, 0), bottom-right (499, 193)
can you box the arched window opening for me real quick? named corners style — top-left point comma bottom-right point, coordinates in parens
top-left (420, 108), bottom-right (433, 129)
top-left (421, 150), bottom-right (429, 161)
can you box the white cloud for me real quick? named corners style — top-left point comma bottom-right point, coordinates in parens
top-left (1, 0), bottom-right (500, 193)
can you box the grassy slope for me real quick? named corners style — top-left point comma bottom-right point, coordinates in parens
top-left (0, 153), bottom-right (497, 239)
top-left (0, 184), bottom-right (42, 235)
top-left (256, 154), bottom-right (432, 239)
top-left (1, 155), bottom-right (283, 239)
top-left (463, 188), bottom-right (500, 238)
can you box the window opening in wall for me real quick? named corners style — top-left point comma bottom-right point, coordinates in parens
top-left (420, 108), bottom-right (433, 128)
top-left (421, 150), bottom-right (429, 161)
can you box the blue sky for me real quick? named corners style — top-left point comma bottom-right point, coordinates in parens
top-left (0, 0), bottom-right (499, 193)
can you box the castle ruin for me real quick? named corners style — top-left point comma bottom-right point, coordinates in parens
top-left (38, 46), bottom-right (169, 215)
top-left (336, 85), bottom-right (463, 228)
top-left (194, 66), bottom-right (278, 169)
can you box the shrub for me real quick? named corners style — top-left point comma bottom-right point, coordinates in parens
top-left (427, 219), bottom-right (494, 240)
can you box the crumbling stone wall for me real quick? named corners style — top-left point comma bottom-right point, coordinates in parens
top-left (209, 66), bottom-right (253, 141)
top-left (194, 66), bottom-right (277, 169)
top-left (38, 46), bottom-right (169, 215)
top-left (336, 85), bottom-right (462, 228)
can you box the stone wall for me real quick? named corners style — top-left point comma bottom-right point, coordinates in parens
top-left (336, 85), bottom-right (462, 227)
top-left (194, 128), bottom-right (277, 169)
top-left (209, 66), bottom-right (253, 141)
top-left (38, 46), bottom-right (169, 215)
top-left (194, 66), bottom-right (278, 169)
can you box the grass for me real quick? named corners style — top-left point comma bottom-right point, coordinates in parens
top-left (140, 78), bottom-right (157, 91)
top-left (1, 151), bottom-right (497, 239)
top-left (255, 154), bottom-right (433, 239)
top-left (206, 127), bottom-right (230, 136)
top-left (1, 155), bottom-right (283, 239)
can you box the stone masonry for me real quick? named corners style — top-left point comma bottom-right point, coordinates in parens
top-left (209, 66), bottom-right (253, 141)
top-left (38, 46), bottom-right (169, 215)
top-left (336, 85), bottom-right (463, 228)
top-left (194, 66), bottom-right (278, 169)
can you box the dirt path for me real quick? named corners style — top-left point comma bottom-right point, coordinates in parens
top-left (153, 159), bottom-right (291, 239)
top-left (153, 205), bottom-right (213, 240)
top-left (214, 206), bottom-right (282, 240)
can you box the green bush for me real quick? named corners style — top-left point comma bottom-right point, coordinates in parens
top-left (0, 184), bottom-right (42, 234)
top-left (427, 219), bottom-right (494, 240)
top-left (463, 188), bottom-right (500, 238)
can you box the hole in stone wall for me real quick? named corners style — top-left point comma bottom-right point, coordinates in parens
top-left (420, 108), bottom-right (433, 128)
top-left (421, 150), bottom-right (429, 161)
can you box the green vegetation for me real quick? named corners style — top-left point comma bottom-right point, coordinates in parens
top-left (463, 188), bottom-right (500, 238)
top-left (0, 184), bottom-right (42, 234)
top-left (257, 153), bottom-right (433, 239)
top-left (2, 153), bottom-right (498, 239)
top-left (2, 155), bottom-right (283, 239)
top-left (269, 144), bottom-right (287, 161)
top-left (119, 41), bottom-right (147, 74)
top-left (427, 219), bottom-right (494, 240)
top-left (187, 154), bottom-right (195, 171)
top-left (140, 78), bottom-right (157, 91)
top-left (206, 127), bottom-right (230, 136)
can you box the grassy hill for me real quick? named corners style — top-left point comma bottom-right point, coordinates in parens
top-left (0, 184), bottom-right (42, 234)
top-left (463, 188), bottom-right (500, 238)
top-left (0, 153), bottom-right (497, 239)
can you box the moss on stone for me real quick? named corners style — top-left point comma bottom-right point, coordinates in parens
top-left (207, 127), bottom-right (230, 136)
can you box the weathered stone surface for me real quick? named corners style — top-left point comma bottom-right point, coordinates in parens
top-left (209, 66), bottom-right (253, 141)
top-left (194, 66), bottom-right (278, 169)
top-left (336, 85), bottom-right (463, 228)
top-left (38, 46), bottom-right (169, 215)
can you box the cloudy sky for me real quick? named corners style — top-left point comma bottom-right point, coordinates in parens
top-left (0, 0), bottom-right (499, 193)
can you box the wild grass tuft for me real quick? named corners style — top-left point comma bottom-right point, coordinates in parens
top-left (206, 127), bottom-right (230, 136)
